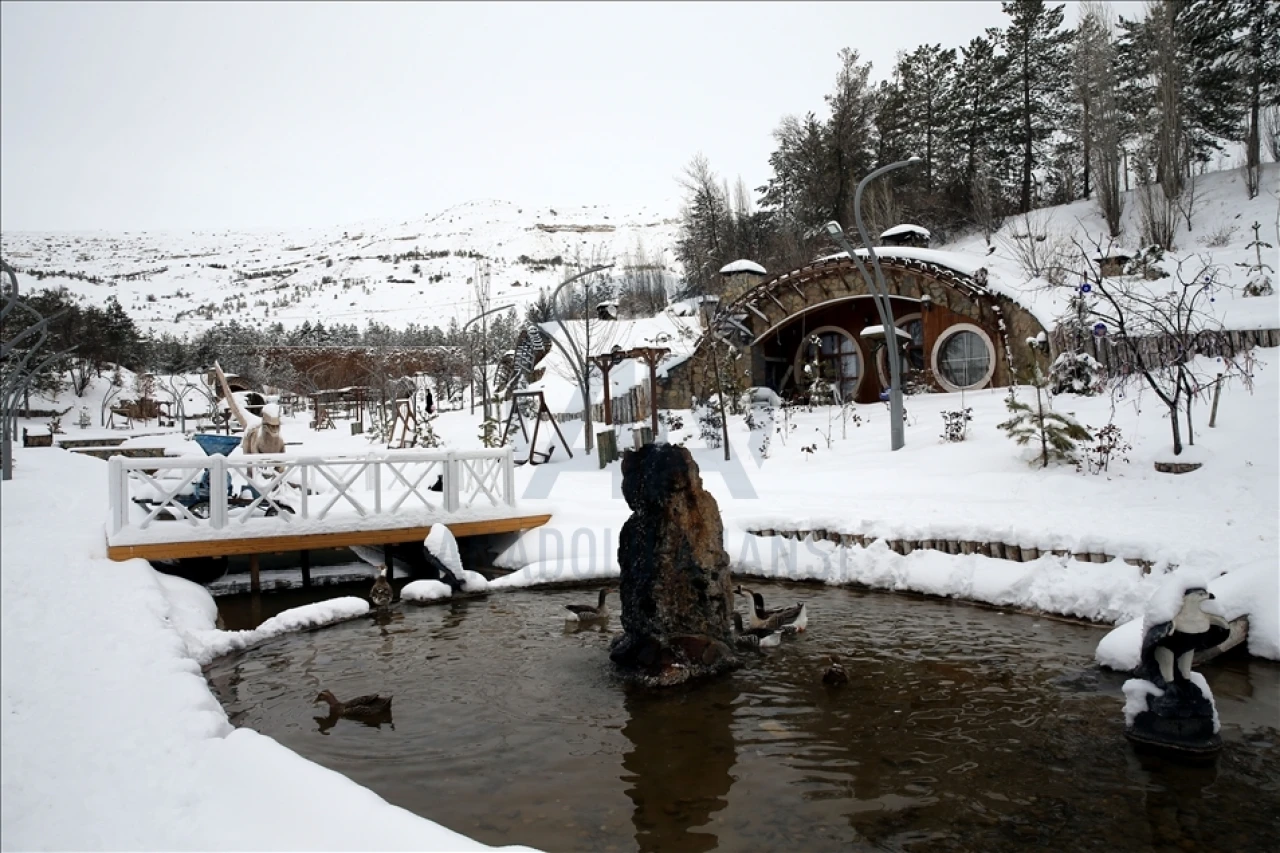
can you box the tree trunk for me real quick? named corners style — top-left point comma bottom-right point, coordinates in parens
top-left (1168, 403), bottom-right (1183, 456)
top-left (1021, 46), bottom-right (1033, 213)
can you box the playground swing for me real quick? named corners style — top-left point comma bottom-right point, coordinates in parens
top-left (500, 390), bottom-right (573, 466)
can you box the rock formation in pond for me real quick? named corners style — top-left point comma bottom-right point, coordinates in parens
top-left (609, 444), bottom-right (740, 687)
top-left (1123, 574), bottom-right (1231, 759)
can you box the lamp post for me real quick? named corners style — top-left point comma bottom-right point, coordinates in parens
top-left (825, 156), bottom-right (920, 451)
top-left (546, 263), bottom-right (615, 453)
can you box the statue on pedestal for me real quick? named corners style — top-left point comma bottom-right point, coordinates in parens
top-left (1123, 576), bottom-right (1231, 758)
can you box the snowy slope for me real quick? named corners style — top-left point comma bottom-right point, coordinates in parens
top-left (0, 198), bottom-right (682, 336)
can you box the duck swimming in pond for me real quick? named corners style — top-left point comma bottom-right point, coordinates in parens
top-left (822, 654), bottom-right (848, 687)
top-left (735, 586), bottom-right (808, 633)
top-left (314, 689), bottom-right (393, 718)
top-left (370, 565), bottom-right (393, 608)
top-left (732, 611), bottom-right (782, 650)
top-left (565, 588), bottom-right (613, 622)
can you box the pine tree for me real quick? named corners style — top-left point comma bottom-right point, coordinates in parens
top-left (998, 367), bottom-right (1092, 468)
top-left (942, 33), bottom-right (1013, 229)
top-left (999, 0), bottom-right (1075, 213)
top-left (895, 44), bottom-right (957, 196)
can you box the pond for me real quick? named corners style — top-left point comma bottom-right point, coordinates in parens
top-left (206, 582), bottom-right (1280, 853)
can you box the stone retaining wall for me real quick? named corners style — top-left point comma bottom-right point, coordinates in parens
top-left (746, 528), bottom-right (1160, 572)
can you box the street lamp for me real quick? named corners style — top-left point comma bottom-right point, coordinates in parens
top-left (825, 156), bottom-right (920, 451)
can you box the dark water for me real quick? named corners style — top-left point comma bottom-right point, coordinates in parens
top-left (206, 583), bottom-right (1280, 853)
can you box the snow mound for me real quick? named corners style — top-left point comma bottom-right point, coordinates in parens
top-left (489, 559), bottom-right (620, 590)
top-left (425, 524), bottom-right (464, 574)
top-left (401, 580), bottom-right (453, 602)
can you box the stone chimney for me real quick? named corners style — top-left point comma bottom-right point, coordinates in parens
top-left (718, 259), bottom-right (767, 303)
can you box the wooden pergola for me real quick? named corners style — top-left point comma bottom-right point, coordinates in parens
top-left (587, 345), bottom-right (670, 437)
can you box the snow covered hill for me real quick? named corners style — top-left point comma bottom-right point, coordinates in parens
top-left (2, 164), bottom-right (1277, 342)
top-left (0, 197), bottom-right (683, 336)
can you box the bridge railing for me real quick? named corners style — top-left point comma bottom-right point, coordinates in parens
top-left (107, 447), bottom-right (516, 536)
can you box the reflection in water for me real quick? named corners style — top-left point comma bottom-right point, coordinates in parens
top-left (622, 683), bottom-right (737, 853)
top-left (1134, 750), bottom-right (1220, 850)
top-left (208, 584), bottom-right (1280, 853)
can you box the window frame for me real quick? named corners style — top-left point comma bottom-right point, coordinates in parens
top-left (930, 322), bottom-right (996, 392)
top-left (793, 325), bottom-right (864, 402)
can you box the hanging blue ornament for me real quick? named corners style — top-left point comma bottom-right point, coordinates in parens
top-left (1079, 283), bottom-right (1092, 293)
top-left (1093, 322), bottom-right (1107, 337)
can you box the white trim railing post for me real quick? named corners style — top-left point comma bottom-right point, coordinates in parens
top-left (210, 455), bottom-right (227, 529)
top-left (373, 461), bottom-right (382, 514)
top-left (503, 446), bottom-right (516, 506)
top-left (445, 452), bottom-right (460, 512)
top-left (299, 463), bottom-right (309, 519)
top-left (108, 457), bottom-right (126, 534)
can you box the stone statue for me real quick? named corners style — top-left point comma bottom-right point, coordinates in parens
top-left (1124, 576), bottom-right (1232, 758)
top-left (608, 444), bottom-right (741, 687)
top-left (213, 362), bottom-right (284, 455)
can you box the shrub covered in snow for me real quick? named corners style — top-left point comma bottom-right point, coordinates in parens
top-left (1049, 351), bottom-right (1106, 396)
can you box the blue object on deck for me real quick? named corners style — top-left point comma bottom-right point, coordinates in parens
top-left (878, 390), bottom-right (891, 402)
top-left (192, 434), bottom-right (242, 457)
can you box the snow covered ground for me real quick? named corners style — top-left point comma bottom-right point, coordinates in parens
top-left (0, 446), bottom-right (537, 851)
top-left (3, 352), bottom-right (1276, 849)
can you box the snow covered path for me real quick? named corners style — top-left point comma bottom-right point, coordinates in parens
top-left (0, 450), bottom-right (532, 852)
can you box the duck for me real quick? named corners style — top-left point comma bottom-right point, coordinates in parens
top-left (735, 585), bottom-right (808, 633)
top-left (732, 611), bottom-right (781, 650)
top-left (565, 588), bottom-right (613, 622)
top-left (822, 654), bottom-right (849, 687)
top-left (370, 565), bottom-right (393, 607)
top-left (314, 689), bottom-right (393, 718)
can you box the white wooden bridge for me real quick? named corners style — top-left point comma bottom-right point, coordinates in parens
top-left (106, 447), bottom-right (549, 564)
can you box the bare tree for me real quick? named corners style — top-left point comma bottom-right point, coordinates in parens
top-left (543, 254), bottom-right (618, 453)
top-left (1, 261), bottom-right (75, 480)
top-left (1069, 235), bottom-right (1243, 455)
top-left (1079, 0), bottom-right (1125, 236)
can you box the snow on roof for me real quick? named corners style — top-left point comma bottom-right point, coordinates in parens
top-left (880, 224), bottom-right (931, 240)
top-left (860, 324), bottom-right (913, 339)
top-left (529, 309), bottom-right (703, 411)
top-left (720, 259), bottom-right (767, 275)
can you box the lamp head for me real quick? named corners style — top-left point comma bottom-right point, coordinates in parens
top-left (824, 220), bottom-right (844, 237)
top-left (907, 155), bottom-right (922, 164)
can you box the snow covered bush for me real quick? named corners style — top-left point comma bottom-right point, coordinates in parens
top-left (939, 408), bottom-right (973, 443)
top-left (693, 396), bottom-right (722, 448)
top-left (1049, 351), bottom-right (1106, 396)
top-left (743, 399), bottom-right (774, 460)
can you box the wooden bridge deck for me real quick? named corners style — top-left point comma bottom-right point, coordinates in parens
top-left (105, 513), bottom-right (552, 562)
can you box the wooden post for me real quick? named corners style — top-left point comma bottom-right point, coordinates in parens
top-left (300, 549), bottom-right (311, 588)
top-left (1208, 373), bottom-right (1223, 428)
top-left (648, 358), bottom-right (660, 438)
top-left (601, 364), bottom-right (612, 425)
top-left (249, 554), bottom-right (260, 593)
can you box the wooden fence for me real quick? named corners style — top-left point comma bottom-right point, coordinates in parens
top-left (1052, 327), bottom-right (1280, 377)
top-left (555, 383), bottom-right (652, 426)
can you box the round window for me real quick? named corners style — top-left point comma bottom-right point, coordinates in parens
top-left (932, 325), bottom-right (995, 391)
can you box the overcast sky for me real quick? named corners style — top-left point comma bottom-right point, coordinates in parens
top-left (1, 1), bottom-right (1145, 232)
